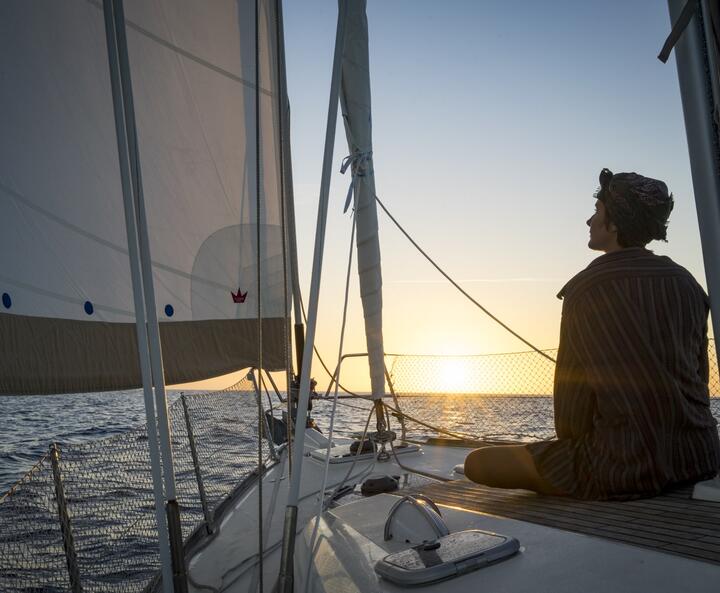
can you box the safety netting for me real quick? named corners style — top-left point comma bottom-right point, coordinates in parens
top-left (0, 377), bottom-right (266, 593)
top-left (315, 339), bottom-right (720, 443)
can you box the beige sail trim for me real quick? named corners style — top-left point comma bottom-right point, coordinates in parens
top-left (0, 314), bottom-right (286, 395)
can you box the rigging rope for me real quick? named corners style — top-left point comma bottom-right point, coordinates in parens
top-left (303, 406), bottom-right (377, 593)
top-left (299, 156), bottom-right (559, 397)
top-left (373, 194), bottom-right (556, 363)
top-left (303, 212), bottom-right (358, 593)
top-left (383, 404), bottom-right (452, 483)
top-left (253, 0), bottom-right (264, 588)
top-left (300, 190), bottom-right (559, 397)
top-left (299, 294), bottom-right (366, 396)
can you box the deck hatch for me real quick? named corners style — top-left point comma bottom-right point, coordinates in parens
top-left (375, 529), bottom-right (519, 586)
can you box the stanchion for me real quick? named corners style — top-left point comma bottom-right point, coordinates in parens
top-left (49, 444), bottom-right (82, 593)
top-left (181, 394), bottom-right (213, 535)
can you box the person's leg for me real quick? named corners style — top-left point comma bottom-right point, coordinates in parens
top-left (464, 445), bottom-right (565, 495)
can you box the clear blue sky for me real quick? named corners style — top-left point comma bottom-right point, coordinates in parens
top-left (280, 1), bottom-right (705, 388)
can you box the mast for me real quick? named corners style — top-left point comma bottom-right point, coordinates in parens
top-left (667, 0), bottom-right (720, 372)
top-left (275, 0), bottom-right (305, 374)
top-left (102, 1), bottom-right (181, 591)
top-left (338, 0), bottom-right (387, 423)
top-left (277, 3), bottom-right (349, 590)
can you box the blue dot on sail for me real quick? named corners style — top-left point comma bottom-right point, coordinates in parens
top-left (165, 304), bottom-right (174, 317)
top-left (84, 301), bottom-right (94, 315)
top-left (1, 293), bottom-right (11, 309)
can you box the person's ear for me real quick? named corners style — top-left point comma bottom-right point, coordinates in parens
top-left (608, 221), bottom-right (618, 233)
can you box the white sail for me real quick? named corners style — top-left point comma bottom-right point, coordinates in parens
top-left (0, 0), bottom-right (289, 394)
top-left (339, 0), bottom-right (386, 399)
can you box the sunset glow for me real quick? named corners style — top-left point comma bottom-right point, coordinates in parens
top-left (438, 358), bottom-right (470, 393)
top-left (386, 352), bottom-right (556, 396)
top-left (180, 1), bottom-right (709, 396)
top-left (283, 1), bottom-right (709, 394)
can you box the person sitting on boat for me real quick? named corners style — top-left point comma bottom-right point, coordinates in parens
top-left (464, 168), bottom-right (720, 500)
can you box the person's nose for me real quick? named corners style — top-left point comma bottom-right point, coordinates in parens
top-left (586, 216), bottom-right (592, 227)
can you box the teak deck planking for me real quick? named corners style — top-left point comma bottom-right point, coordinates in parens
top-left (416, 481), bottom-right (720, 565)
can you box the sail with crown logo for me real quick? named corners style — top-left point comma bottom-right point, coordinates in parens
top-left (0, 0), bottom-right (292, 395)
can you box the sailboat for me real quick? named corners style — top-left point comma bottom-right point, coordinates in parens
top-left (2, 0), bottom-right (720, 592)
top-left (188, 1), bottom-right (720, 592)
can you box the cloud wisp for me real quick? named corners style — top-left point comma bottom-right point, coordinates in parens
top-left (388, 277), bottom-right (564, 285)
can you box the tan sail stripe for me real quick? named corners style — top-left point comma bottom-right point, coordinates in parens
top-left (0, 313), bottom-right (286, 395)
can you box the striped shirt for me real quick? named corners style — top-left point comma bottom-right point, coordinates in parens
top-left (527, 248), bottom-right (720, 500)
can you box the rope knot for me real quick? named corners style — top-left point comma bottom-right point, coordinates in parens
top-left (340, 151), bottom-right (372, 213)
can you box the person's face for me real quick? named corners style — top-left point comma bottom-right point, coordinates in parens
top-left (586, 200), bottom-right (619, 252)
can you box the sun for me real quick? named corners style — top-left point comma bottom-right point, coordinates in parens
top-left (437, 358), bottom-right (470, 394)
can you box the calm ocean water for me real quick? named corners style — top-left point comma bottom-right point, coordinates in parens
top-left (1, 390), bottom-right (720, 591)
top-left (0, 390), bottom-right (177, 494)
top-left (2, 391), bottom-right (719, 495)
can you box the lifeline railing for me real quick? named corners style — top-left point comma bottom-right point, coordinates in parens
top-left (0, 374), bottom-right (277, 593)
top-left (313, 339), bottom-right (720, 444)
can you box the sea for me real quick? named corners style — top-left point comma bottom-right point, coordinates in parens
top-left (0, 390), bottom-right (176, 494)
top-left (2, 391), bottom-right (720, 495)
top-left (1, 390), bottom-right (719, 592)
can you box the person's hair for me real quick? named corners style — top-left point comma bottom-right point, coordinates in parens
top-left (601, 203), bottom-right (673, 247)
top-left (596, 169), bottom-right (674, 248)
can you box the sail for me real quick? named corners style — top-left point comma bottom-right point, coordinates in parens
top-left (0, 0), bottom-right (289, 394)
top-left (339, 0), bottom-right (386, 398)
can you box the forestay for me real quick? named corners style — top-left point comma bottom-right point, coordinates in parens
top-left (0, 0), bottom-right (290, 394)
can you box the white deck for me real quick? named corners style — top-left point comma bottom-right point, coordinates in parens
top-left (187, 430), bottom-right (427, 592)
top-left (296, 493), bottom-right (720, 593)
top-left (187, 436), bottom-right (720, 592)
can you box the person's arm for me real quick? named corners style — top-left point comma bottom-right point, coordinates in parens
top-left (699, 317), bottom-right (710, 386)
top-left (552, 295), bottom-right (594, 440)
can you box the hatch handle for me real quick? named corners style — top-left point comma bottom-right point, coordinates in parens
top-left (383, 495), bottom-right (449, 541)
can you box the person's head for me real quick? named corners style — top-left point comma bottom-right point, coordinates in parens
top-left (586, 168), bottom-right (674, 252)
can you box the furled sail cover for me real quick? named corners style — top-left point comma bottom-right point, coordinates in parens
top-left (0, 0), bottom-right (288, 394)
top-left (340, 0), bottom-right (386, 399)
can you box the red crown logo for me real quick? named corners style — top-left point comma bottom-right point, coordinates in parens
top-left (231, 289), bottom-right (248, 303)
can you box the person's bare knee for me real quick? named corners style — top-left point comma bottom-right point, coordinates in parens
top-left (464, 446), bottom-right (517, 487)
top-left (464, 445), bottom-right (556, 493)
top-left (464, 447), bottom-right (492, 484)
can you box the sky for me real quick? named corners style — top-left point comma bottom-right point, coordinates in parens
top-left (258, 0), bottom-right (709, 392)
top-left (184, 0), bottom-right (708, 393)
